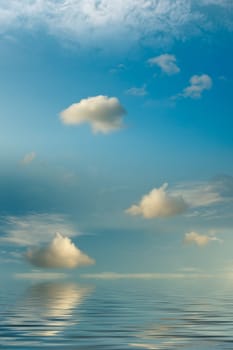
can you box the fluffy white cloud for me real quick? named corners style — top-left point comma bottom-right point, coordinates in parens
top-left (21, 152), bottom-right (36, 165)
top-left (184, 231), bottom-right (221, 246)
top-left (126, 183), bottom-right (188, 218)
top-left (125, 85), bottom-right (147, 96)
top-left (25, 232), bottom-right (95, 268)
top-left (182, 74), bottom-right (213, 98)
top-left (60, 95), bottom-right (126, 134)
top-left (148, 54), bottom-right (180, 75)
top-left (0, 1), bottom-right (232, 49)
top-left (0, 213), bottom-right (78, 246)
top-left (126, 178), bottom-right (230, 220)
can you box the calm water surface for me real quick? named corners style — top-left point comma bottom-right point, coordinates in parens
top-left (1, 279), bottom-right (233, 349)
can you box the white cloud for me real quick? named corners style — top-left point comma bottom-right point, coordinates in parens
top-left (0, 213), bottom-right (78, 246)
top-left (181, 74), bottom-right (213, 99)
top-left (21, 152), bottom-right (36, 165)
top-left (184, 231), bottom-right (221, 247)
top-left (81, 272), bottom-right (214, 280)
top-left (126, 183), bottom-right (188, 218)
top-left (148, 54), bottom-right (180, 75)
top-left (126, 178), bottom-right (231, 220)
top-left (125, 85), bottom-right (147, 96)
top-left (0, 1), bottom-right (232, 49)
top-left (60, 95), bottom-right (126, 134)
top-left (14, 272), bottom-right (67, 279)
top-left (25, 232), bottom-right (95, 269)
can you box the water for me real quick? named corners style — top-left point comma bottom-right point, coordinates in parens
top-left (1, 279), bottom-right (233, 349)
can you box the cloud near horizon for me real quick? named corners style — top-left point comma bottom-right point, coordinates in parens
top-left (25, 233), bottom-right (95, 269)
top-left (81, 272), bottom-right (214, 280)
top-left (184, 231), bottom-right (221, 247)
top-left (126, 183), bottom-right (188, 218)
top-left (60, 95), bottom-right (126, 134)
top-left (148, 54), bottom-right (180, 75)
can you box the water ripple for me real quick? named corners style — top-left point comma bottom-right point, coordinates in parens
top-left (0, 281), bottom-right (233, 349)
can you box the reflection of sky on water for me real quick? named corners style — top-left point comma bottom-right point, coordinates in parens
top-left (2, 282), bottom-right (93, 342)
top-left (1, 280), bottom-right (233, 349)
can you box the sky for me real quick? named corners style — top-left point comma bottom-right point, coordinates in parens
top-left (0, 0), bottom-right (233, 282)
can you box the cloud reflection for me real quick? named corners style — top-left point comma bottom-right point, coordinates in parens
top-left (5, 282), bottom-right (93, 338)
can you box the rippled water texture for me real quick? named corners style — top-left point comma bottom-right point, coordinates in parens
top-left (1, 279), bottom-right (233, 349)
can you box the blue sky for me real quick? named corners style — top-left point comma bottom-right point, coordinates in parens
top-left (0, 0), bottom-right (233, 281)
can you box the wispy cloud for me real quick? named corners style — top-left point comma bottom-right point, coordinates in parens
top-left (0, 1), bottom-right (232, 49)
top-left (173, 180), bottom-right (223, 208)
top-left (20, 152), bottom-right (36, 165)
top-left (148, 54), bottom-right (180, 75)
top-left (184, 231), bottom-right (222, 247)
top-left (25, 232), bottom-right (95, 269)
top-left (60, 95), bottom-right (126, 134)
top-left (125, 85), bottom-right (147, 96)
top-left (0, 213), bottom-right (78, 246)
top-left (126, 183), bottom-right (188, 219)
top-left (176, 74), bottom-right (213, 99)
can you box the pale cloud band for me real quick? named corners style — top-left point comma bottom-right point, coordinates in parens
top-left (0, 1), bottom-right (232, 49)
top-left (81, 272), bottom-right (215, 280)
top-left (0, 213), bottom-right (78, 246)
top-left (14, 272), bottom-right (67, 280)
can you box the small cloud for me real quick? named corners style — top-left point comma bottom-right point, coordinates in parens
top-left (109, 63), bottom-right (126, 74)
top-left (25, 233), bottom-right (95, 269)
top-left (60, 95), bottom-right (126, 134)
top-left (184, 231), bottom-right (222, 247)
top-left (178, 74), bottom-right (212, 99)
top-left (148, 54), bottom-right (180, 75)
top-left (125, 85), bottom-right (147, 96)
top-left (126, 183), bottom-right (188, 219)
top-left (21, 152), bottom-right (36, 165)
